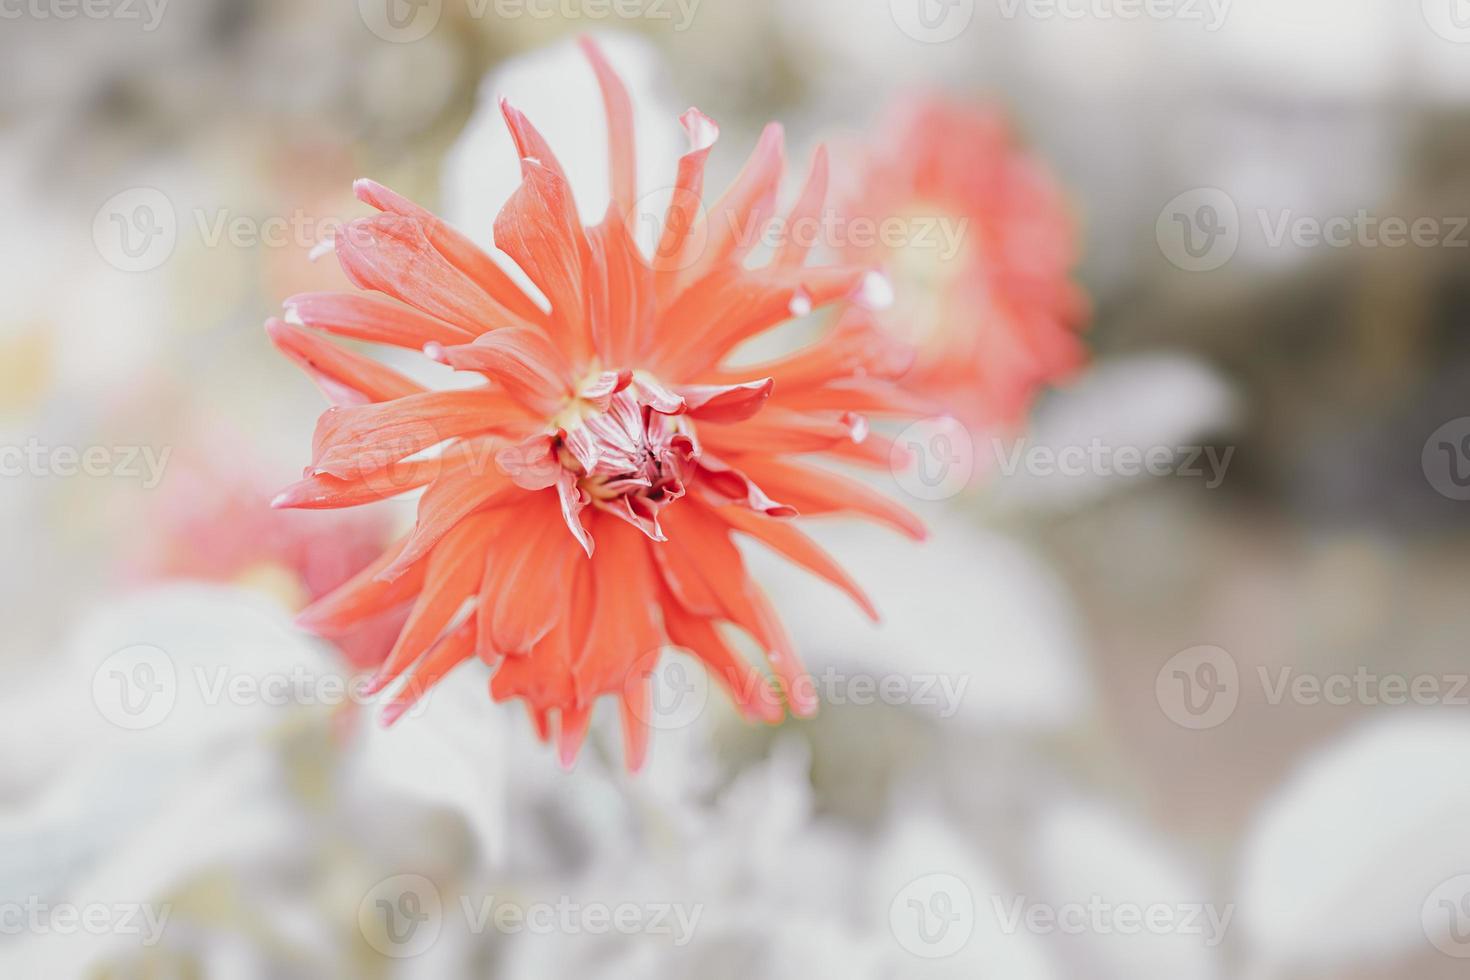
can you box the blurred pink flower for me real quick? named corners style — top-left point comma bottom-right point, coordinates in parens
top-left (841, 94), bottom-right (1089, 431)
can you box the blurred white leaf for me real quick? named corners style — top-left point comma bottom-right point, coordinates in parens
top-left (1236, 714), bottom-right (1470, 970)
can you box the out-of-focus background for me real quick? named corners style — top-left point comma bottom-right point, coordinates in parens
top-left (4, 1), bottom-right (1470, 977)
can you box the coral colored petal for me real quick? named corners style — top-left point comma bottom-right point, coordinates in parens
top-left (652, 108), bottom-right (719, 298)
top-left (429, 326), bottom-right (574, 415)
top-left (335, 213), bottom-right (522, 335)
top-left (731, 456), bottom-right (927, 541)
top-left (696, 122), bottom-right (785, 275)
top-left (266, 318), bottom-right (422, 406)
top-left (352, 178), bottom-right (548, 328)
top-left (381, 617), bottom-right (477, 726)
top-left (677, 378), bottom-right (773, 424)
top-left (618, 674), bottom-right (652, 773)
top-left (370, 511), bottom-right (501, 694)
top-left (573, 517), bottom-right (665, 697)
top-left (578, 37), bottom-right (637, 215)
top-left (377, 452), bottom-right (517, 582)
top-left (773, 145), bottom-right (829, 269)
top-left (285, 292), bottom-right (473, 349)
top-left (309, 389), bottom-right (532, 481)
top-left (585, 208), bottom-right (654, 366)
top-left (651, 265), bottom-right (867, 378)
top-left (478, 491), bottom-right (583, 655)
top-left (296, 536), bottom-right (428, 636)
top-left (557, 703), bottom-right (593, 769)
top-left (660, 590), bottom-right (782, 724)
top-left (695, 408), bottom-right (867, 457)
top-left (714, 504), bottom-right (879, 621)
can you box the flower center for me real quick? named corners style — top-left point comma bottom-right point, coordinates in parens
top-left (556, 385), bottom-right (697, 540)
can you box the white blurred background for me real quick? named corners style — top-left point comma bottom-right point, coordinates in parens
top-left (4, 2), bottom-right (1470, 977)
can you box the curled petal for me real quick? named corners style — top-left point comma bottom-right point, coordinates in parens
top-left (429, 326), bottom-right (574, 415)
top-left (678, 378), bottom-right (773, 424)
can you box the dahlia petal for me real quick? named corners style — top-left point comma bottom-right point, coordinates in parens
top-left (557, 703), bottom-right (593, 769)
top-left (428, 326), bottom-right (574, 415)
top-left (296, 536), bottom-right (427, 636)
top-left (478, 491), bottom-right (583, 655)
top-left (652, 501), bottom-right (748, 618)
top-left (695, 408), bottom-right (867, 457)
top-left (730, 457), bottom-right (927, 541)
top-left (738, 584), bottom-right (818, 718)
top-left (693, 455), bottom-right (796, 518)
top-left (352, 178), bottom-right (548, 328)
top-left (555, 469), bottom-right (595, 556)
top-left (631, 374), bottom-right (686, 416)
top-left (377, 453), bottom-right (517, 582)
top-left (659, 590), bottom-right (782, 723)
top-left (677, 378), bottom-right (773, 424)
top-left (714, 504), bottom-right (879, 621)
top-left (265, 318), bottom-right (422, 406)
top-left (652, 108), bottom-right (719, 295)
top-left (697, 121), bottom-right (784, 275)
top-left (574, 517), bottom-right (665, 697)
top-left (489, 556), bottom-right (588, 711)
top-left (774, 377), bottom-right (941, 418)
top-left (729, 307), bottom-right (916, 391)
top-left (381, 616), bottom-right (477, 727)
top-left (585, 208), bottom-right (654, 366)
top-left (774, 145), bottom-right (829, 269)
top-left (335, 213), bottom-right (522, 335)
top-left (618, 678), bottom-right (651, 773)
top-left (578, 37), bottom-right (637, 215)
top-left (495, 106), bottom-right (590, 356)
top-left (285, 292), bottom-right (474, 349)
top-left (495, 434), bottom-right (561, 491)
top-left (270, 464), bottom-right (436, 511)
top-left (651, 265), bottom-right (868, 378)
top-left (369, 511), bottom-right (501, 694)
top-left (310, 389), bottom-right (530, 481)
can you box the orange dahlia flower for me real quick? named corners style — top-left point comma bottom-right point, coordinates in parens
top-left (841, 95), bottom-right (1089, 431)
top-left (266, 38), bottom-right (926, 770)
